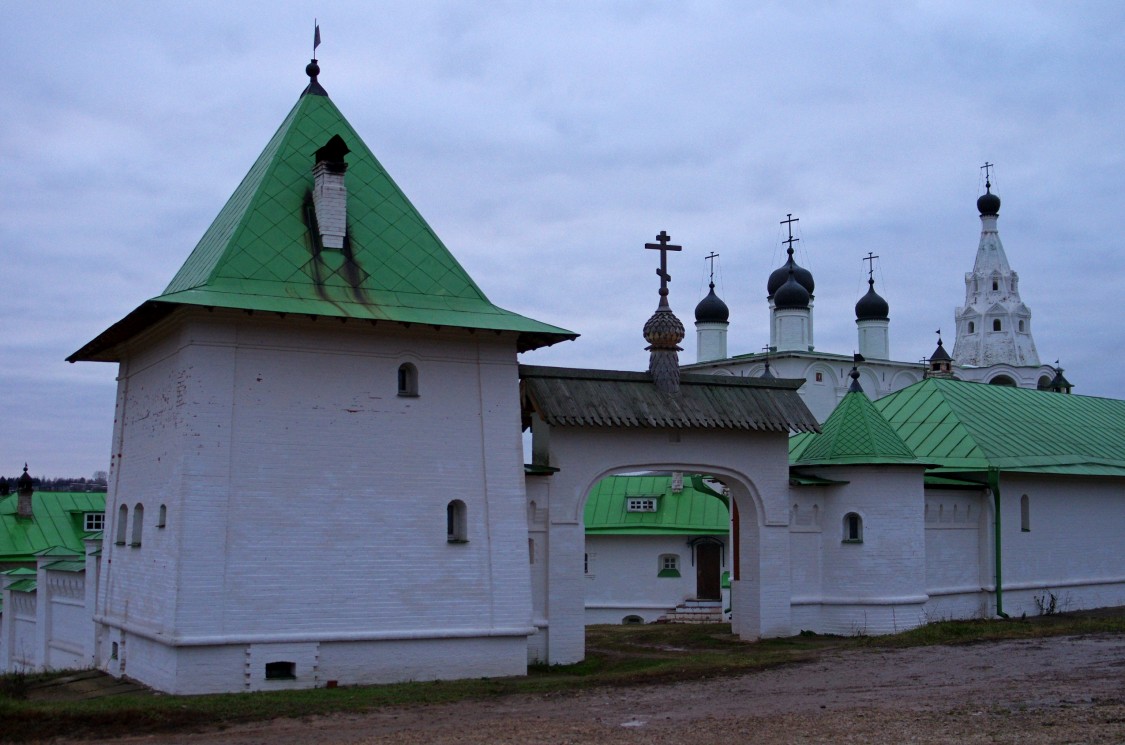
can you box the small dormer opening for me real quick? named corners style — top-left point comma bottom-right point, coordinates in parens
top-left (265, 661), bottom-right (296, 680)
top-left (312, 134), bottom-right (350, 250)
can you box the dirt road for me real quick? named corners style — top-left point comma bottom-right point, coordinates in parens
top-left (72, 633), bottom-right (1125, 744)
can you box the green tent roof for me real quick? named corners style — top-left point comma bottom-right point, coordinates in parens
top-left (873, 378), bottom-right (1125, 476)
top-left (584, 474), bottom-right (729, 535)
top-left (792, 389), bottom-right (921, 467)
top-left (70, 72), bottom-right (575, 361)
top-left (0, 492), bottom-right (105, 564)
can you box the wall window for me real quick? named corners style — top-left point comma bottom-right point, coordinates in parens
top-left (115, 505), bottom-right (128, 545)
top-left (658, 554), bottom-right (681, 577)
top-left (626, 497), bottom-right (658, 512)
top-left (130, 504), bottom-right (144, 547)
top-left (993, 319), bottom-right (1002, 332)
top-left (843, 512), bottom-right (863, 543)
top-left (1020, 494), bottom-right (1030, 532)
top-left (157, 504), bottom-right (167, 528)
top-left (397, 363), bottom-right (419, 397)
top-left (84, 512), bottom-right (105, 532)
top-left (968, 321), bottom-right (975, 334)
top-left (584, 552), bottom-right (590, 575)
top-left (1018, 320), bottom-right (1025, 332)
top-left (992, 280), bottom-right (999, 291)
top-left (265, 661), bottom-right (296, 680)
top-left (447, 500), bottom-right (467, 542)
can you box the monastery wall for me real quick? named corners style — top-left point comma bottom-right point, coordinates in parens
top-left (789, 466), bottom-right (928, 635)
top-left (996, 474), bottom-right (1125, 617)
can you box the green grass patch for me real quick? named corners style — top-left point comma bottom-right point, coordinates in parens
top-left (2, 609), bottom-right (1123, 743)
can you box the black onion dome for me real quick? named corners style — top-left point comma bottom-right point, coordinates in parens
top-left (855, 279), bottom-right (889, 321)
top-left (977, 187), bottom-right (1000, 216)
top-left (694, 283), bottom-right (729, 323)
top-left (773, 271), bottom-right (811, 309)
top-left (767, 253), bottom-right (815, 297)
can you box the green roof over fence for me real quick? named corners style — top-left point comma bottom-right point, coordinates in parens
top-left (0, 492), bottom-right (105, 564)
top-left (70, 70), bottom-right (575, 362)
top-left (874, 378), bottom-right (1125, 476)
top-left (584, 474), bottom-right (729, 535)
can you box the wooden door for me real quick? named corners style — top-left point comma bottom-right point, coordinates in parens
top-left (695, 542), bottom-right (721, 600)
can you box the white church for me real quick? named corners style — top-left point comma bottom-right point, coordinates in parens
top-left (684, 182), bottom-right (1064, 421)
top-left (4, 57), bottom-right (1124, 695)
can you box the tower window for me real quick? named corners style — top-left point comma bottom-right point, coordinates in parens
top-left (992, 319), bottom-right (1002, 332)
top-left (992, 280), bottom-right (999, 291)
top-left (115, 505), bottom-right (128, 545)
top-left (447, 500), bottom-right (467, 542)
top-left (843, 512), bottom-right (863, 543)
top-left (968, 321), bottom-right (975, 334)
top-left (130, 504), bottom-right (144, 547)
top-left (397, 363), bottom-right (419, 397)
top-left (157, 504), bottom-right (167, 528)
top-left (1018, 320), bottom-right (1025, 332)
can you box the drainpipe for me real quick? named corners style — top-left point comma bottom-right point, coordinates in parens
top-left (988, 467), bottom-right (1009, 618)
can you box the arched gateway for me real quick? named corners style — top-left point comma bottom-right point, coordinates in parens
top-left (520, 365), bottom-right (819, 665)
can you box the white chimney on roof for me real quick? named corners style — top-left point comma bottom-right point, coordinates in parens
top-left (312, 135), bottom-right (350, 250)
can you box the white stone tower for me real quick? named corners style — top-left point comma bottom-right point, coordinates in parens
top-left (952, 176), bottom-right (1040, 367)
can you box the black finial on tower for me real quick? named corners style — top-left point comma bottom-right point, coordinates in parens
top-left (760, 344), bottom-right (775, 379)
top-left (848, 356), bottom-right (864, 393)
top-left (303, 21), bottom-right (329, 97)
top-left (925, 330), bottom-right (953, 378)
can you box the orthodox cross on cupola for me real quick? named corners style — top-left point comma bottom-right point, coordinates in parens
top-left (643, 230), bottom-right (686, 394)
top-left (646, 230), bottom-right (682, 308)
top-left (781, 213), bottom-right (799, 255)
top-left (705, 251), bottom-right (719, 285)
top-left (864, 251), bottom-right (879, 280)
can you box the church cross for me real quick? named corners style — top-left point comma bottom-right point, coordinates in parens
top-left (864, 251), bottom-right (879, 280)
top-left (705, 252), bottom-right (719, 283)
top-left (645, 230), bottom-right (682, 299)
top-left (981, 161), bottom-right (994, 190)
top-left (781, 213), bottom-right (799, 253)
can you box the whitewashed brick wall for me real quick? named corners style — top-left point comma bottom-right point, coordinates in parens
top-left (95, 309), bottom-right (532, 693)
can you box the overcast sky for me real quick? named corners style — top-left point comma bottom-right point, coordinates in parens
top-left (3, 2), bottom-right (1124, 477)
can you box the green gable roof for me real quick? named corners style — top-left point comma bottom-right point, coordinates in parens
top-left (792, 389), bottom-right (921, 467)
top-left (874, 378), bottom-right (1125, 476)
top-left (0, 492), bottom-right (105, 564)
top-left (70, 76), bottom-right (575, 362)
top-left (584, 474), bottom-right (729, 535)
